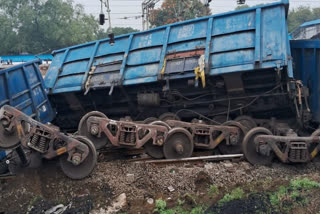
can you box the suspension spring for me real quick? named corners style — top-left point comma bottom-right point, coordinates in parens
top-left (38, 137), bottom-right (48, 153)
top-left (31, 134), bottom-right (39, 146)
top-left (130, 132), bottom-right (135, 144)
top-left (125, 133), bottom-right (130, 143)
top-left (120, 131), bottom-right (125, 143)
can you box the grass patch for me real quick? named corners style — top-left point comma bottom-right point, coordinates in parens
top-left (27, 195), bottom-right (42, 210)
top-left (208, 185), bottom-right (219, 197)
top-left (153, 198), bottom-right (206, 214)
top-left (269, 178), bottom-right (320, 213)
top-left (219, 187), bottom-right (244, 204)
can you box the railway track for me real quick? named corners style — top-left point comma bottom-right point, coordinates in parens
top-left (133, 154), bottom-right (243, 164)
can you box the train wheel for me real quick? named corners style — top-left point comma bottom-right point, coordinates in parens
top-left (144, 141), bottom-right (164, 159)
top-left (0, 119), bottom-right (20, 149)
top-left (163, 128), bottom-right (193, 159)
top-left (78, 111), bottom-right (108, 150)
top-left (143, 117), bottom-right (158, 124)
top-left (150, 120), bottom-right (171, 130)
top-left (143, 120), bottom-right (171, 159)
top-left (242, 127), bottom-right (274, 165)
top-left (218, 121), bottom-right (247, 154)
top-left (159, 112), bottom-right (180, 122)
top-left (60, 136), bottom-right (97, 180)
top-left (235, 115), bottom-right (257, 130)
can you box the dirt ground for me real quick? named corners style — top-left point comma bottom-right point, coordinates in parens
top-left (1, 157), bottom-right (320, 214)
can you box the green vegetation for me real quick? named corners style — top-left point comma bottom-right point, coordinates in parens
top-left (149, 0), bottom-right (211, 27)
top-left (288, 7), bottom-right (320, 32)
top-left (0, 0), bottom-right (139, 55)
top-left (27, 196), bottom-right (41, 210)
top-left (208, 185), bottom-right (219, 197)
top-left (269, 178), bottom-right (320, 212)
top-left (219, 187), bottom-right (244, 204)
top-left (205, 178), bottom-right (320, 214)
top-left (153, 198), bottom-right (206, 214)
top-left (1, 0), bottom-right (319, 55)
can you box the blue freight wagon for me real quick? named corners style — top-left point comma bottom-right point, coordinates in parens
top-left (45, 0), bottom-right (296, 130)
top-left (0, 60), bottom-right (55, 174)
top-left (291, 39), bottom-right (320, 123)
top-left (0, 60), bottom-right (55, 123)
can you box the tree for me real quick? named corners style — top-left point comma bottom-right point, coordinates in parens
top-left (288, 6), bottom-right (320, 32)
top-left (235, 4), bottom-right (249, 10)
top-left (150, 0), bottom-right (211, 27)
top-left (96, 27), bottom-right (139, 40)
top-left (0, 0), bottom-right (100, 55)
top-left (0, 14), bottom-right (20, 54)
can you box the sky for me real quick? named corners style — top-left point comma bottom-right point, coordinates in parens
top-left (74, 0), bottom-right (320, 31)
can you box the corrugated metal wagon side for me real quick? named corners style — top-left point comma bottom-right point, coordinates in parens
top-left (0, 60), bottom-right (55, 123)
top-left (291, 39), bottom-right (320, 123)
top-left (45, 0), bottom-right (292, 94)
top-left (44, 0), bottom-right (296, 131)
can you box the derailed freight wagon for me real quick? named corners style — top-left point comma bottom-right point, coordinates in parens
top-left (0, 59), bottom-right (55, 123)
top-left (0, 60), bottom-right (55, 174)
top-left (0, 61), bottom-right (97, 179)
top-left (42, 0), bottom-right (317, 165)
top-left (45, 0), bottom-right (301, 131)
top-left (0, 2), bottom-right (320, 179)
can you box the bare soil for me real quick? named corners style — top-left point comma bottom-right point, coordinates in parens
top-left (1, 158), bottom-right (320, 214)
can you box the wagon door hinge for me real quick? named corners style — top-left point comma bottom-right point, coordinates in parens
top-left (84, 66), bottom-right (96, 95)
top-left (194, 55), bottom-right (206, 88)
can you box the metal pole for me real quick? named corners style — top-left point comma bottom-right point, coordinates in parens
top-left (142, 3), bottom-right (145, 31)
top-left (142, 0), bottom-right (160, 31)
top-left (106, 0), bottom-right (112, 33)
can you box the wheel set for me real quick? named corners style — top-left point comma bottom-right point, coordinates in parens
top-left (3, 105), bottom-right (320, 181)
top-left (78, 112), bottom-right (260, 161)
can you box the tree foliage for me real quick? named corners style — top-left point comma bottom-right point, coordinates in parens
top-left (288, 6), bottom-right (320, 32)
top-left (150, 0), bottom-right (211, 27)
top-left (234, 4), bottom-right (250, 10)
top-left (0, 0), bottom-right (99, 55)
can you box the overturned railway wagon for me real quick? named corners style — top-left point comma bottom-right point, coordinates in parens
top-left (0, 61), bottom-right (97, 179)
top-left (2, 0), bottom-right (318, 180)
top-left (0, 60), bottom-right (55, 123)
top-left (45, 0), bottom-right (298, 131)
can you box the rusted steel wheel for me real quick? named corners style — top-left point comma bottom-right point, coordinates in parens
top-left (0, 119), bottom-right (20, 149)
top-left (143, 121), bottom-right (170, 159)
top-left (149, 120), bottom-right (171, 130)
top-left (144, 141), bottom-right (164, 159)
top-left (242, 127), bottom-right (274, 165)
top-left (163, 127), bottom-right (193, 159)
top-left (78, 111), bottom-right (108, 150)
top-left (235, 115), bottom-right (257, 130)
top-left (60, 136), bottom-right (97, 180)
top-left (159, 112), bottom-right (180, 122)
top-left (143, 117), bottom-right (158, 124)
top-left (218, 121), bottom-right (247, 154)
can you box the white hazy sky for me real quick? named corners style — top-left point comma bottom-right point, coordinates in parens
top-left (74, 0), bottom-right (320, 31)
